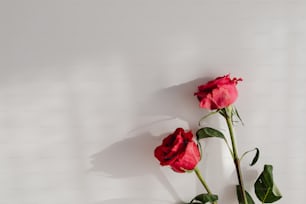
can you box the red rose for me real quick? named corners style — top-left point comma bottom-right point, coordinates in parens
top-left (194, 74), bottom-right (242, 110)
top-left (154, 128), bottom-right (201, 173)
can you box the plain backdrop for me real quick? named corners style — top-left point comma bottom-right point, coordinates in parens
top-left (0, 0), bottom-right (305, 204)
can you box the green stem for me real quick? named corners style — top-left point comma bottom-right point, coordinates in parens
top-left (224, 106), bottom-right (248, 204)
top-left (194, 167), bottom-right (217, 204)
top-left (194, 167), bottom-right (212, 194)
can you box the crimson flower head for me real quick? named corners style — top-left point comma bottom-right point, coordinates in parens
top-left (154, 128), bottom-right (201, 173)
top-left (194, 74), bottom-right (242, 110)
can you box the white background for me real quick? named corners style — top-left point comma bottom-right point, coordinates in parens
top-left (0, 0), bottom-right (305, 204)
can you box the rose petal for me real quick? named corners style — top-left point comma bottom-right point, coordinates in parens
top-left (170, 142), bottom-right (201, 172)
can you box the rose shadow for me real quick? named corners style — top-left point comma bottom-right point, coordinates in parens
top-left (90, 131), bottom-right (182, 201)
top-left (135, 77), bottom-right (212, 131)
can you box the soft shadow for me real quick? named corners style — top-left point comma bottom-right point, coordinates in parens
top-left (91, 132), bottom-right (161, 178)
top-left (136, 77), bottom-right (212, 131)
top-left (91, 131), bottom-right (181, 201)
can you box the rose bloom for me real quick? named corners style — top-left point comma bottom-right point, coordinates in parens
top-left (194, 74), bottom-right (242, 110)
top-left (154, 128), bottom-right (201, 173)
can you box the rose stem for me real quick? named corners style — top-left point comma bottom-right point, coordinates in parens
top-left (194, 167), bottom-right (217, 204)
top-left (225, 106), bottom-right (248, 204)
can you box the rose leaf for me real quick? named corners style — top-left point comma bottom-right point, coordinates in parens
top-left (255, 165), bottom-right (282, 203)
top-left (196, 127), bottom-right (225, 140)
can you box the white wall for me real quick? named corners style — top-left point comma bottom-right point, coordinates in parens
top-left (0, 1), bottom-right (305, 203)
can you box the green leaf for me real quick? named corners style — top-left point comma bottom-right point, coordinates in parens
top-left (255, 165), bottom-right (282, 203)
top-left (196, 127), bottom-right (234, 158)
top-left (250, 148), bottom-right (260, 166)
top-left (236, 186), bottom-right (255, 204)
top-left (241, 148), bottom-right (260, 166)
top-left (196, 127), bottom-right (225, 141)
top-left (190, 193), bottom-right (218, 204)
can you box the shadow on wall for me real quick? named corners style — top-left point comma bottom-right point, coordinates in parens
top-left (90, 77), bottom-right (240, 203)
top-left (136, 77), bottom-right (211, 131)
top-left (91, 131), bottom-right (181, 200)
top-left (91, 132), bottom-right (161, 178)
